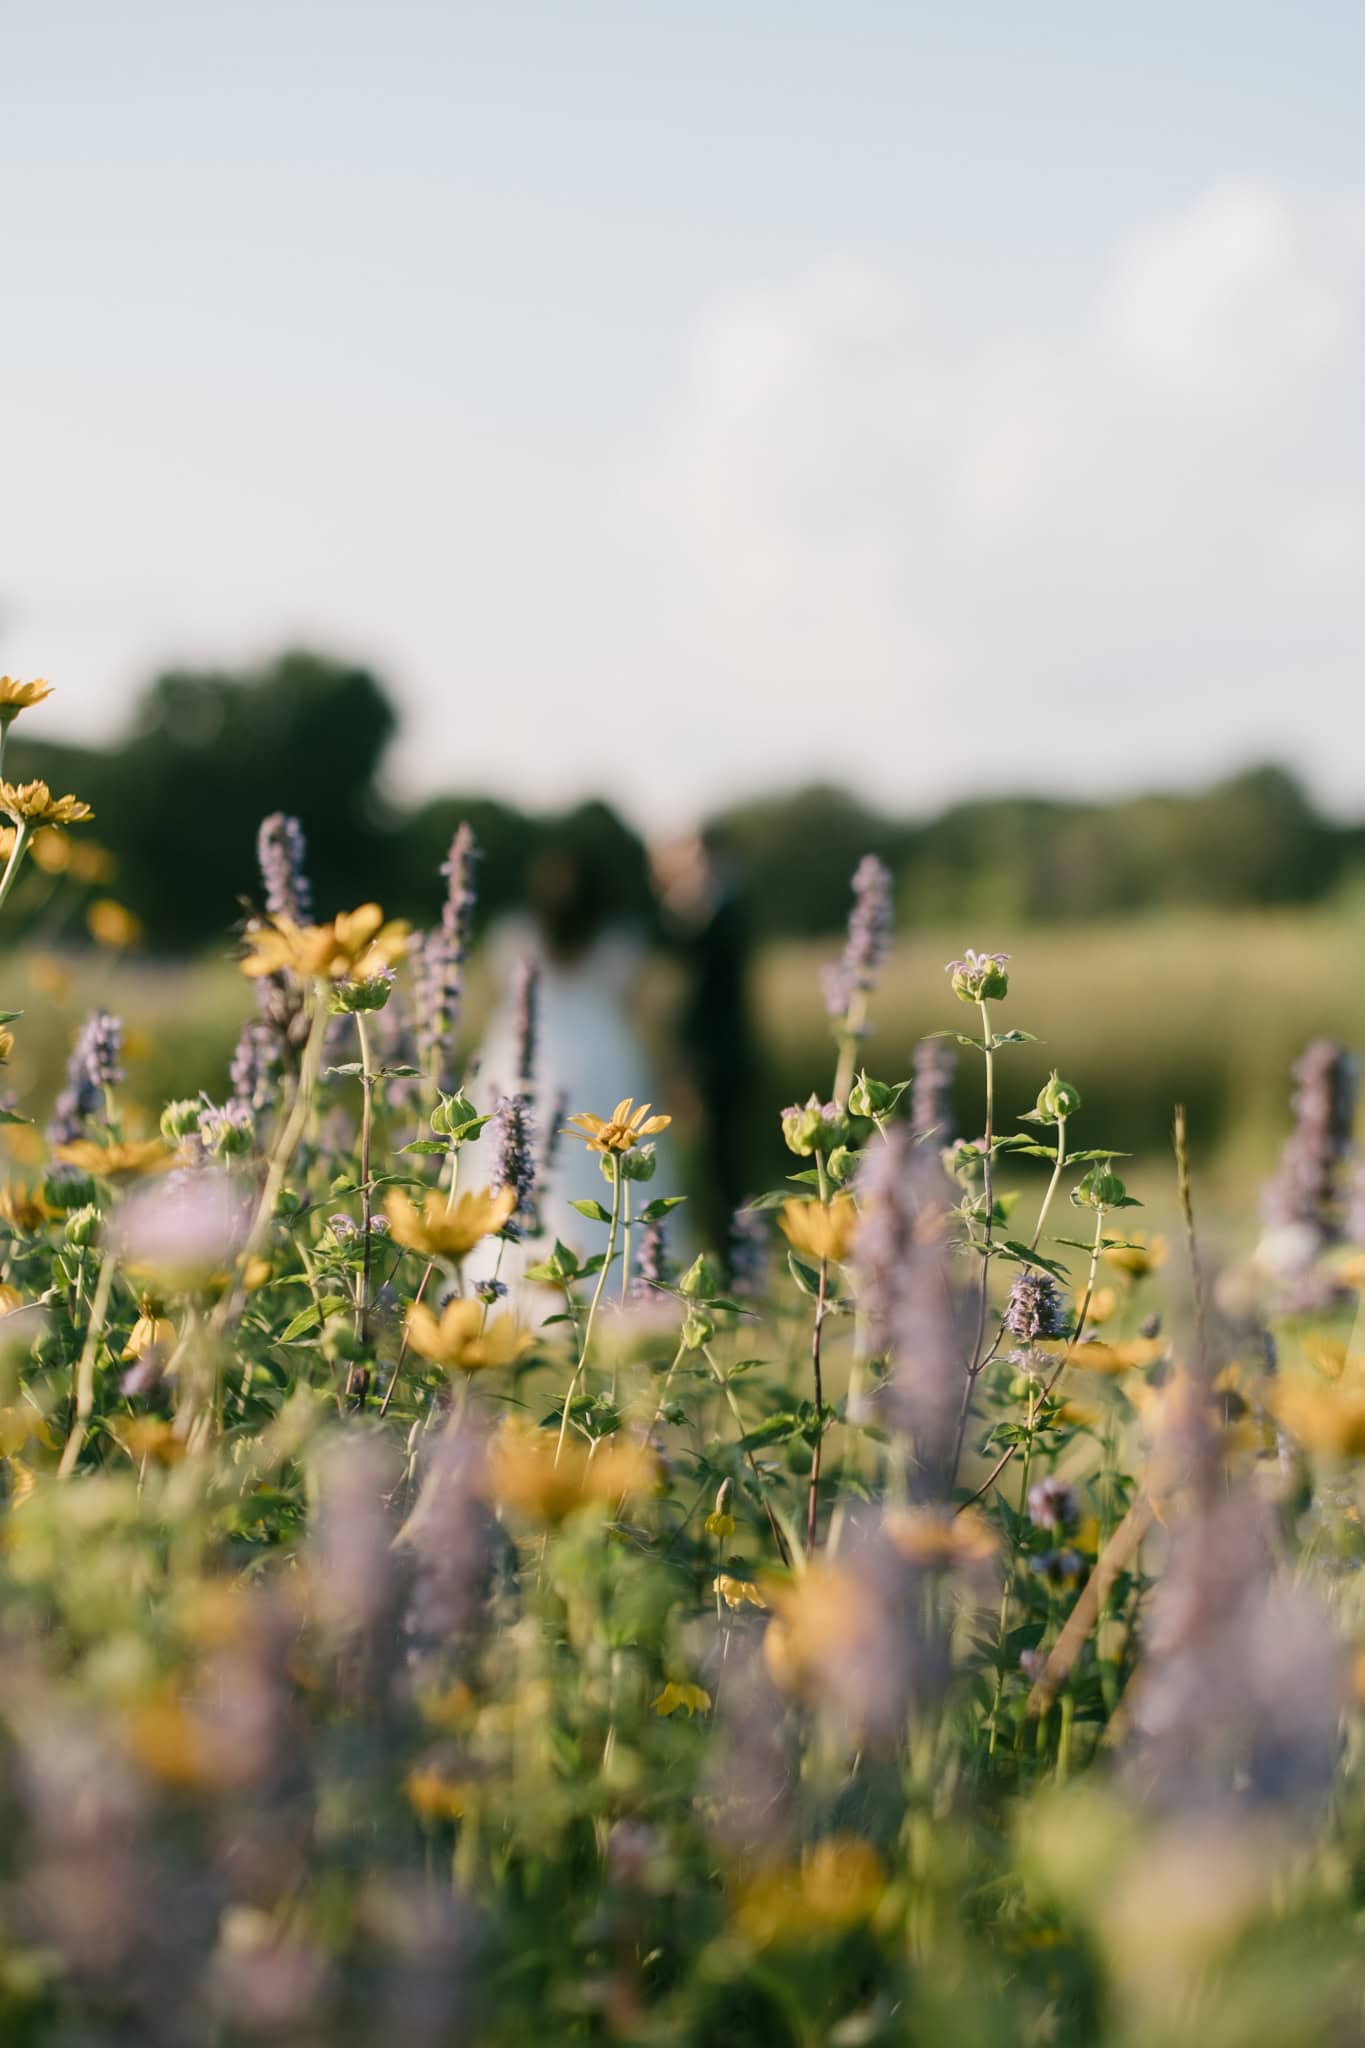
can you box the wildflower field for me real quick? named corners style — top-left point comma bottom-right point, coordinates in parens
top-left (5, 678), bottom-right (1365, 2046)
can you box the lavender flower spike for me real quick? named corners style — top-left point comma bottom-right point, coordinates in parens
top-left (823, 854), bottom-right (894, 1024)
top-left (256, 811), bottom-right (314, 925)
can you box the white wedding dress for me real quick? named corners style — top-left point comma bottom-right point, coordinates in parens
top-left (463, 917), bottom-right (684, 1283)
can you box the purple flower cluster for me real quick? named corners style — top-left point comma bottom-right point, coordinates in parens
top-left (256, 811), bottom-right (313, 925)
top-left (1027, 1476), bottom-right (1078, 1532)
top-left (1003, 1270), bottom-right (1069, 1344)
top-left (415, 823), bottom-right (480, 1090)
top-left (823, 854), bottom-right (894, 1022)
top-left (230, 1016), bottom-right (283, 1116)
top-left (853, 1127), bottom-right (968, 1496)
top-left (46, 1008), bottom-right (124, 1145)
top-left (490, 1091), bottom-right (537, 1241)
top-left (632, 1218), bottom-right (669, 1303)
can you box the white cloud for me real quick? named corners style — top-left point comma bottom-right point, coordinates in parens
top-left (626, 180), bottom-right (1365, 816)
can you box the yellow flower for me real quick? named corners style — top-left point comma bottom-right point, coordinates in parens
top-left (405, 1766), bottom-right (472, 1822)
top-left (87, 899), bottom-right (143, 950)
top-left (0, 1182), bottom-right (56, 1232)
top-left (714, 1573), bottom-right (768, 1610)
top-left (886, 1505), bottom-right (999, 1569)
top-left (761, 1563), bottom-right (875, 1701)
top-left (240, 904), bottom-right (408, 984)
top-left (404, 1297), bottom-right (533, 1372)
top-left (1040, 1335), bottom-right (1164, 1375)
top-left (778, 1194), bottom-right (858, 1264)
top-left (0, 779), bottom-right (93, 828)
top-left (0, 676), bottom-right (54, 720)
top-left (122, 1308), bottom-right (176, 1362)
top-left (1272, 1377), bottom-right (1365, 1459)
top-left (705, 1510), bottom-right (736, 1539)
top-left (1101, 1233), bottom-right (1169, 1280)
top-left (651, 1681), bottom-right (712, 1717)
top-left (56, 1137), bottom-right (173, 1180)
top-left (385, 1185), bottom-right (516, 1261)
top-left (111, 1416), bottom-right (186, 1466)
top-left (0, 1404), bottom-right (51, 1456)
top-left (563, 1097), bottom-right (671, 1155)
top-left (487, 1421), bottom-right (659, 1523)
top-left (0, 1028), bottom-right (13, 1064)
top-left (0, 1284), bottom-right (21, 1314)
top-left (734, 1838), bottom-right (886, 1947)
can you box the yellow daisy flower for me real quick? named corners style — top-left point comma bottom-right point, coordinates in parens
top-left (240, 904), bottom-right (409, 984)
top-left (0, 779), bottom-right (93, 828)
top-left (403, 1296), bottom-right (533, 1372)
top-left (56, 1137), bottom-right (174, 1180)
top-left (385, 1185), bottom-right (516, 1261)
top-left (778, 1194), bottom-right (858, 1264)
top-left (487, 1421), bottom-right (659, 1523)
top-left (0, 677), bottom-right (54, 721)
top-left (563, 1097), bottom-right (671, 1155)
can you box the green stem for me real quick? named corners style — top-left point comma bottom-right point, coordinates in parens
top-left (57, 1252), bottom-right (116, 1479)
top-left (556, 1153), bottom-right (621, 1462)
top-left (1031, 1115), bottom-right (1067, 1252)
top-left (948, 1003), bottom-right (997, 1488)
top-left (0, 821), bottom-right (32, 921)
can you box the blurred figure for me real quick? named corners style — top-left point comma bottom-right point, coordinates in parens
top-left (469, 816), bottom-right (679, 1260)
top-left (651, 828), bottom-right (760, 1258)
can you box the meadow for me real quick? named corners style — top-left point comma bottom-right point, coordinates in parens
top-left (2, 676), bottom-right (1365, 2045)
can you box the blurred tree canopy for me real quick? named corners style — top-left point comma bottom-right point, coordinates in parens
top-left (7, 651), bottom-right (1360, 952)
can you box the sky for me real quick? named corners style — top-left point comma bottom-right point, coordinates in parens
top-left (3, 1), bottom-right (1364, 829)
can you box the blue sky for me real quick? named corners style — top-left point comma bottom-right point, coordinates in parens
top-left (4, 2), bottom-right (1364, 825)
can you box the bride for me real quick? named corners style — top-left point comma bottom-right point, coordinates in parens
top-left (465, 828), bottom-right (683, 1274)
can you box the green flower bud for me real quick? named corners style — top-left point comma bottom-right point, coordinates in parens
top-left (946, 949), bottom-right (1010, 1003)
top-left (682, 1307), bottom-right (714, 1351)
top-left (432, 1090), bottom-right (479, 1140)
top-left (780, 1093), bottom-right (849, 1157)
top-left (847, 1073), bottom-right (899, 1119)
top-left (1074, 1163), bottom-right (1127, 1210)
top-left (1035, 1071), bottom-right (1081, 1121)
top-left (63, 1203), bottom-right (102, 1249)
top-left (679, 1252), bottom-right (724, 1300)
top-left (823, 1146), bottom-right (858, 1187)
top-left (44, 1167), bottom-right (97, 1212)
top-left (618, 1144), bottom-right (658, 1183)
top-left (329, 972), bottom-right (394, 1014)
top-left (160, 1099), bottom-right (203, 1144)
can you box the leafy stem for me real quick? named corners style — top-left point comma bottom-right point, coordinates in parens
top-left (556, 1151), bottom-right (621, 1463)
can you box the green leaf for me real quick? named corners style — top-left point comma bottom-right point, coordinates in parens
top-left (1064, 1149), bottom-right (1132, 1164)
top-left (324, 1062), bottom-right (363, 1078)
top-left (737, 1412), bottom-right (804, 1452)
top-left (999, 1240), bottom-right (1070, 1279)
top-left (400, 1139), bottom-right (450, 1156)
top-left (0, 1010), bottom-right (22, 1025)
top-left (277, 1305), bottom-right (322, 1342)
top-left (990, 1029), bottom-right (1040, 1047)
top-left (0, 1108), bottom-right (31, 1126)
top-left (569, 1198), bottom-right (613, 1224)
top-left (787, 1252), bottom-right (822, 1299)
top-left (640, 1195), bottom-right (687, 1223)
